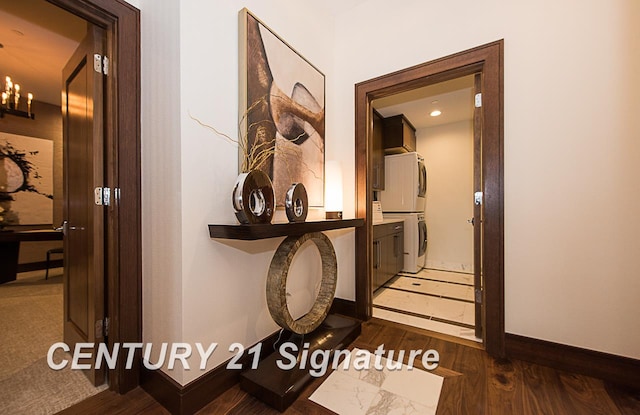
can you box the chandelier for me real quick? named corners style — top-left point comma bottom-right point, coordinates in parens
top-left (1, 76), bottom-right (34, 120)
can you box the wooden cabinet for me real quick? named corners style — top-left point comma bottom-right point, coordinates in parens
top-left (383, 114), bottom-right (416, 154)
top-left (373, 221), bottom-right (404, 291)
top-left (372, 110), bottom-right (385, 190)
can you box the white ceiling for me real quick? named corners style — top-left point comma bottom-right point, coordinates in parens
top-left (0, 0), bottom-right (85, 105)
top-left (373, 75), bottom-right (475, 130)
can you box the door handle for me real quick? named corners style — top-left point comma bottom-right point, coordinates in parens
top-left (373, 241), bottom-right (380, 269)
top-left (468, 217), bottom-right (475, 226)
top-left (54, 220), bottom-right (83, 234)
top-left (54, 220), bottom-right (68, 234)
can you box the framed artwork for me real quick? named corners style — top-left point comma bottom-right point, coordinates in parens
top-left (239, 8), bottom-right (325, 207)
top-left (0, 133), bottom-right (53, 226)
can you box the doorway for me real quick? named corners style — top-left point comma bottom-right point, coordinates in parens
top-left (371, 74), bottom-right (480, 342)
top-left (0, 0), bottom-right (141, 400)
top-left (355, 41), bottom-right (505, 357)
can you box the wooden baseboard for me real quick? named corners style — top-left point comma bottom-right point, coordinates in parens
top-left (506, 333), bottom-right (640, 389)
top-left (329, 298), bottom-right (357, 318)
top-left (141, 331), bottom-right (280, 415)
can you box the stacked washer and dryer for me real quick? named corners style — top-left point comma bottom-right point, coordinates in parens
top-left (380, 152), bottom-right (428, 274)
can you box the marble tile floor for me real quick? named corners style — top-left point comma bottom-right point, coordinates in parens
top-left (310, 348), bottom-right (443, 415)
top-left (373, 268), bottom-right (481, 343)
top-left (385, 275), bottom-right (474, 302)
top-left (398, 268), bottom-right (473, 286)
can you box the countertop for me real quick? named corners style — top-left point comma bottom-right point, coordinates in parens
top-left (373, 218), bottom-right (404, 226)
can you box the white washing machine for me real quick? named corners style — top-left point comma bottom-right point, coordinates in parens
top-left (384, 212), bottom-right (427, 273)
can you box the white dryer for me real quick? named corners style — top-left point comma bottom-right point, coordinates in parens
top-left (380, 152), bottom-right (427, 213)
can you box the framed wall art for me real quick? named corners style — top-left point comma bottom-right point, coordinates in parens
top-left (239, 8), bottom-right (325, 207)
top-left (0, 133), bottom-right (53, 226)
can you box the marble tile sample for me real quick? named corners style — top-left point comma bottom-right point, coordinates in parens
top-left (310, 349), bottom-right (443, 415)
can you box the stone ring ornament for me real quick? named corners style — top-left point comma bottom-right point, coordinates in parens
top-left (285, 183), bottom-right (308, 223)
top-left (232, 170), bottom-right (275, 224)
top-left (266, 232), bottom-right (337, 334)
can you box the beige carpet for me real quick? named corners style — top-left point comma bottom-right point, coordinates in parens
top-left (0, 269), bottom-right (107, 414)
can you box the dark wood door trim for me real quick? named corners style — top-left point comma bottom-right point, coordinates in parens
top-left (48, 0), bottom-right (141, 393)
top-left (473, 72), bottom-right (483, 340)
top-left (355, 40), bottom-right (505, 357)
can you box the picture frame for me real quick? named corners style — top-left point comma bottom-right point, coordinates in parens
top-left (238, 8), bottom-right (325, 207)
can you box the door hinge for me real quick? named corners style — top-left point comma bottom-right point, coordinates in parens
top-left (475, 288), bottom-right (483, 304)
top-left (102, 56), bottom-right (109, 75)
top-left (94, 187), bottom-right (111, 206)
top-left (475, 93), bottom-right (482, 108)
top-left (93, 54), bottom-right (109, 75)
top-left (474, 191), bottom-right (483, 206)
top-left (96, 317), bottom-right (110, 338)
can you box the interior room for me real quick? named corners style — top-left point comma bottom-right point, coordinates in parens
top-left (1, 0), bottom-right (639, 414)
top-left (0, 1), bottom-right (110, 412)
top-left (371, 75), bottom-right (479, 342)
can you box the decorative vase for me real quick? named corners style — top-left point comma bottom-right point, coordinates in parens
top-left (232, 170), bottom-right (275, 224)
top-left (284, 183), bottom-right (308, 223)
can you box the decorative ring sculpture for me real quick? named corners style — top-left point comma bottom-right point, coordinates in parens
top-left (266, 232), bottom-right (337, 334)
top-left (285, 182), bottom-right (308, 223)
top-left (232, 170), bottom-right (275, 224)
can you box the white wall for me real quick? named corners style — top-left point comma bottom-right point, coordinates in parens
top-left (417, 121), bottom-right (474, 273)
top-left (138, 0), bottom-right (184, 382)
top-left (136, 0), bottom-right (354, 385)
top-left (333, 0), bottom-right (640, 359)
top-left (136, 0), bottom-right (640, 386)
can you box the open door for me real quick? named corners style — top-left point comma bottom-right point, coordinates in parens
top-left (473, 73), bottom-right (484, 340)
top-left (62, 24), bottom-right (106, 386)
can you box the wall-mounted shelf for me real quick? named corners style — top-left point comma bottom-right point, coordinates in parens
top-left (208, 219), bottom-right (364, 241)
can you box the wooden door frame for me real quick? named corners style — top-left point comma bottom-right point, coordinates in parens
top-left (355, 40), bottom-right (505, 357)
top-left (48, 0), bottom-right (141, 393)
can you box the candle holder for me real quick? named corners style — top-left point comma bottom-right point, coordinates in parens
top-left (0, 76), bottom-right (35, 120)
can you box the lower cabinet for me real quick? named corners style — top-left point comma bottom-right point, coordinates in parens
top-left (373, 221), bottom-right (404, 291)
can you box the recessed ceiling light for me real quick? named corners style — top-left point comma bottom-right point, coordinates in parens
top-left (430, 110), bottom-right (442, 117)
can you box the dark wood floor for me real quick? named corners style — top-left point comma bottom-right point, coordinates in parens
top-left (59, 319), bottom-right (640, 415)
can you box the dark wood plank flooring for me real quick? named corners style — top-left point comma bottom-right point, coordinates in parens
top-left (58, 319), bottom-right (640, 414)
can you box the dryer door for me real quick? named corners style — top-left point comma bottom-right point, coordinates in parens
top-left (418, 219), bottom-right (428, 257)
top-left (417, 161), bottom-right (427, 198)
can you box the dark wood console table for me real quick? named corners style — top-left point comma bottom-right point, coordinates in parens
top-left (209, 218), bottom-right (364, 411)
top-left (0, 230), bottom-right (63, 284)
top-left (208, 218), bottom-right (364, 240)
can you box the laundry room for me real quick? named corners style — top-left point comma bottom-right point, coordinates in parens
top-left (370, 75), bottom-right (480, 342)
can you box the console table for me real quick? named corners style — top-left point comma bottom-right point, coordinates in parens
top-left (0, 230), bottom-right (63, 284)
top-left (209, 218), bottom-right (364, 411)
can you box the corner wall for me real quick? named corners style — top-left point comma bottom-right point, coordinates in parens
top-left (139, 0), bottom-right (184, 383)
top-left (416, 121), bottom-right (474, 273)
top-left (137, 0), bottom-right (345, 385)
